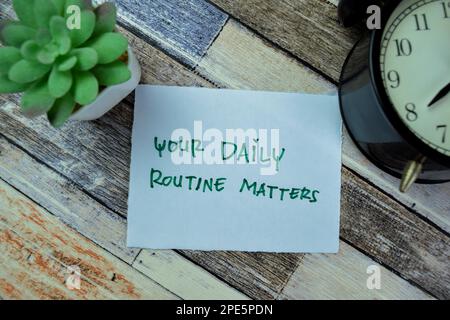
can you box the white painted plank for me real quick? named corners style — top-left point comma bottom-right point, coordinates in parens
top-left (134, 250), bottom-right (250, 300)
top-left (280, 242), bottom-right (434, 300)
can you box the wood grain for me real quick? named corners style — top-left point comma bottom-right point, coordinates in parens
top-left (179, 166), bottom-right (450, 298)
top-left (134, 250), bottom-right (249, 300)
top-left (0, 180), bottom-right (177, 300)
top-left (92, 0), bottom-right (228, 66)
top-left (197, 20), bottom-right (450, 233)
top-left (0, 21), bottom-right (447, 301)
top-left (280, 242), bottom-right (434, 300)
top-left (0, 131), bottom-right (137, 264)
top-left (104, 0), bottom-right (449, 233)
top-left (2, 34), bottom-right (432, 298)
top-left (341, 169), bottom-right (450, 299)
top-left (0, 1), bottom-right (213, 217)
top-left (179, 251), bottom-right (301, 299)
top-left (0, 135), bottom-right (250, 300)
top-left (207, 0), bottom-right (360, 82)
top-left (197, 21), bottom-right (334, 93)
top-left (0, 108), bottom-right (300, 299)
top-left (0, 0), bottom-right (448, 299)
top-left (2, 111), bottom-right (427, 300)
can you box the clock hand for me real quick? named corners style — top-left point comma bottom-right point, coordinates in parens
top-left (428, 82), bottom-right (450, 107)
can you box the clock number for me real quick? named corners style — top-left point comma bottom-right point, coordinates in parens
top-left (394, 39), bottom-right (412, 56)
top-left (387, 70), bottom-right (400, 88)
top-left (405, 103), bottom-right (418, 122)
top-left (437, 125), bottom-right (447, 143)
top-left (442, 2), bottom-right (450, 18)
top-left (413, 13), bottom-right (430, 30)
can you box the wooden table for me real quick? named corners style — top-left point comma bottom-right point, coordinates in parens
top-left (0, 0), bottom-right (448, 300)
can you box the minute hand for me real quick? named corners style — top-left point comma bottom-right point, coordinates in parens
top-left (428, 82), bottom-right (450, 107)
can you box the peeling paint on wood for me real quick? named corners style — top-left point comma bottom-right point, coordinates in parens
top-left (0, 181), bottom-right (177, 300)
top-left (0, 136), bottom-right (250, 299)
top-left (0, 0), bottom-right (448, 300)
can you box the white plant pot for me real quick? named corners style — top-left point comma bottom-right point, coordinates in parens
top-left (69, 47), bottom-right (141, 121)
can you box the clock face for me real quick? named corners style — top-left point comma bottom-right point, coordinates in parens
top-left (380, 0), bottom-right (450, 156)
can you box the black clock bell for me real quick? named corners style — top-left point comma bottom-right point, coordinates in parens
top-left (338, 0), bottom-right (450, 192)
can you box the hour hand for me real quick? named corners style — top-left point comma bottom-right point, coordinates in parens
top-left (428, 82), bottom-right (450, 107)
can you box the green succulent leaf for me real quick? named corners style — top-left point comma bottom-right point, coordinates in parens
top-left (9, 59), bottom-right (51, 84)
top-left (51, 0), bottom-right (66, 15)
top-left (94, 2), bottom-right (117, 36)
top-left (50, 16), bottom-right (68, 38)
top-left (13, 0), bottom-right (37, 27)
top-left (21, 80), bottom-right (56, 117)
top-left (68, 10), bottom-right (96, 48)
top-left (37, 45), bottom-right (59, 65)
top-left (20, 40), bottom-right (40, 61)
top-left (0, 22), bottom-right (36, 47)
top-left (58, 37), bottom-right (72, 55)
top-left (34, 28), bottom-right (52, 46)
top-left (88, 32), bottom-right (128, 64)
top-left (71, 47), bottom-right (98, 71)
top-left (57, 56), bottom-right (78, 71)
top-left (73, 71), bottom-right (98, 105)
top-left (34, 0), bottom-right (58, 28)
top-left (65, 0), bottom-right (93, 12)
top-left (49, 66), bottom-right (72, 98)
top-left (93, 60), bottom-right (131, 86)
top-left (47, 93), bottom-right (76, 128)
top-left (0, 73), bottom-right (29, 93)
top-left (50, 16), bottom-right (72, 55)
top-left (0, 46), bottom-right (22, 73)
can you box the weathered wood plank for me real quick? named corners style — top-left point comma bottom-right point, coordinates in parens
top-left (1, 34), bottom-right (447, 300)
top-left (208, 0), bottom-right (359, 82)
top-left (0, 180), bottom-right (177, 300)
top-left (342, 130), bottom-right (450, 233)
top-left (91, 0), bottom-right (228, 66)
top-left (196, 22), bottom-right (450, 299)
top-left (196, 20), bottom-right (450, 233)
top-left (179, 251), bottom-right (301, 299)
top-left (196, 21), bottom-right (334, 93)
top-left (0, 132), bottom-right (137, 264)
top-left (0, 62), bottom-right (442, 297)
top-left (0, 44), bottom-right (428, 298)
top-left (0, 114), bottom-right (297, 299)
top-left (108, 0), bottom-right (449, 233)
top-left (280, 242), bottom-right (434, 300)
top-left (0, 0), bottom-right (213, 217)
top-left (0, 0), bottom-right (447, 299)
top-left (133, 250), bottom-right (250, 300)
top-left (0, 135), bottom-right (250, 300)
top-left (180, 169), bottom-right (450, 299)
top-left (340, 169), bottom-right (450, 299)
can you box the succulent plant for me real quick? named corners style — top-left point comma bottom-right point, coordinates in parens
top-left (0, 0), bottom-right (131, 127)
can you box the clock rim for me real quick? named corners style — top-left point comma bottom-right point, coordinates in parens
top-left (369, 0), bottom-right (450, 167)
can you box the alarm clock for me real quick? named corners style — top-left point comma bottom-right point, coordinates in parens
top-left (338, 0), bottom-right (450, 192)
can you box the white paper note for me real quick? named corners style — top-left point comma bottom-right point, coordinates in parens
top-left (127, 85), bottom-right (342, 253)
